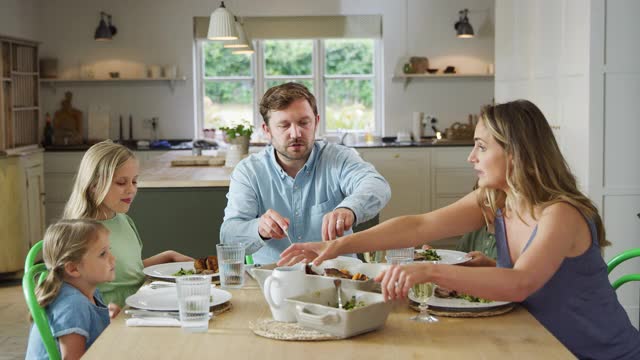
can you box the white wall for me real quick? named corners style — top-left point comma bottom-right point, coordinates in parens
top-left (28, 0), bottom-right (493, 139)
top-left (494, 0), bottom-right (590, 191)
top-left (496, 0), bottom-right (640, 330)
top-left (0, 0), bottom-right (39, 40)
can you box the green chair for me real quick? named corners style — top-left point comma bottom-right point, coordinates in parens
top-left (607, 248), bottom-right (640, 290)
top-left (22, 240), bottom-right (61, 360)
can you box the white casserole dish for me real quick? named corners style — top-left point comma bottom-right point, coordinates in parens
top-left (285, 288), bottom-right (392, 338)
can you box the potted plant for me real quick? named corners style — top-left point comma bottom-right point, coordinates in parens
top-left (219, 123), bottom-right (253, 155)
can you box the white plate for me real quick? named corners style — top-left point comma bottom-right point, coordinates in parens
top-left (414, 249), bottom-right (470, 265)
top-left (142, 261), bottom-right (219, 280)
top-left (125, 286), bottom-right (232, 311)
top-left (425, 296), bottom-right (511, 311)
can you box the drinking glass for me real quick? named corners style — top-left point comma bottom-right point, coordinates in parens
top-left (408, 282), bottom-right (438, 323)
top-left (385, 247), bottom-right (414, 265)
top-left (176, 275), bottom-right (211, 332)
top-left (216, 243), bottom-right (245, 288)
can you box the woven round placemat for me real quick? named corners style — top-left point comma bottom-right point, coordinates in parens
top-left (408, 301), bottom-right (516, 318)
top-left (249, 319), bottom-right (340, 341)
top-left (212, 301), bottom-right (232, 316)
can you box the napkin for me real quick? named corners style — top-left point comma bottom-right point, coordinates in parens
top-left (126, 317), bottom-right (181, 327)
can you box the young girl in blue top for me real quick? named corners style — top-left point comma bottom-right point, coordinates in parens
top-left (63, 140), bottom-right (192, 307)
top-left (281, 100), bottom-right (640, 359)
top-left (26, 219), bottom-right (120, 359)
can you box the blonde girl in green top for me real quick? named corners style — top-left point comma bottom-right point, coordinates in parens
top-left (63, 140), bottom-right (193, 306)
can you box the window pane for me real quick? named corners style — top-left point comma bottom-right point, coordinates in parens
top-left (264, 40), bottom-right (312, 76)
top-left (203, 81), bottom-right (253, 129)
top-left (203, 42), bottom-right (251, 77)
top-left (325, 79), bottom-right (374, 132)
top-left (266, 79), bottom-right (314, 93)
top-left (325, 39), bottom-right (373, 75)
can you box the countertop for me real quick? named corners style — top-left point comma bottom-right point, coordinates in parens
top-left (43, 139), bottom-right (473, 152)
top-left (138, 150), bottom-right (233, 188)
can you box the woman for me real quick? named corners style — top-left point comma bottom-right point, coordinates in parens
top-left (279, 100), bottom-right (640, 359)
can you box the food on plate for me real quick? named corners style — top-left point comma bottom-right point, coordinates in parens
top-left (414, 249), bottom-right (442, 261)
top-left (172, 268), bottom-right (195, 276)
top-left (332, 295), bottom-right (366, 311)
top-left (324, 268), bottom-right (369, 281)
top-left (305, 265), bottom-right (369, 281)
top-left (194, 255), bottom-right (219, 274)
top-left (434, 286), bottom-right (492, 303)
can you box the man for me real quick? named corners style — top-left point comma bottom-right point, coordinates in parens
top-left (220, 82), bottom-right (391, 264)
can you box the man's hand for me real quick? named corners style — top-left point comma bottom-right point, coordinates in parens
top-left (258, 209), bottom-right (290, 240)
top-left (322, 208), bottom-right (355, 241)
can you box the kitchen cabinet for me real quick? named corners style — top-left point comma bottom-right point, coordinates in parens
top-left (0, 36), bottom-right (40, 154)
top-left (358, 146), bottom-right (475, 249)
top-left (0, 149), bottom-right (45, 273)
top-left (358, 148), bottom-right (430, 221)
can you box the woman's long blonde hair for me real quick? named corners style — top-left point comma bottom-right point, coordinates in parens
top-left (478, 100), bottom-right (609, 248)
top-left (36, 219), bottom-right (108, 308)
top-left (63, 140), bottom-right (135, 220)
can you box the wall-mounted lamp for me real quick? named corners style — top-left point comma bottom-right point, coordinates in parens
top-left (454, 9), bottom-right (474, 38)
top-left (207, 1), bottom-right (238, 40)
top-left (95, 11), bottom-right (117, 41)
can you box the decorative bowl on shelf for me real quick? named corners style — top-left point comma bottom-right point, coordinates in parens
top-left (426, 68), bottom-right (438, 74)
top-left (109, 72), bottom-right (120, 79)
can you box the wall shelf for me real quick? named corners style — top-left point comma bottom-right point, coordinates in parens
top-left (393, 73), bottom-right (494, 89)
top-left (39, 77), bottom-right (187, 93)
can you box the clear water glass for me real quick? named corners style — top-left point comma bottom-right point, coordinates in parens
top-left (176, 275), bottom-right (211, 332)
top-left (408, 282), bottom-right (438, 323)
top-left (386, 247), bottom-right (414, 264)
top-left (216, 243), bottom-right (245, 288)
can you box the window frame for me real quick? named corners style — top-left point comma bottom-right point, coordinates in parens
top-left (195, 38), bottom-right (382, 138)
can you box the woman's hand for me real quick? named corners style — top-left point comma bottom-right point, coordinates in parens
top-left (375, 263), bottom-right (434, 301)
top-left (278, 240), bottom-right (340, 266)
top-left (462, 251), bottom-right (496, 267)
top-left (108, 303), bottom-right (121, 319)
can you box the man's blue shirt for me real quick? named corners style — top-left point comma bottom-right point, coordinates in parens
top-left (220, 141), bottom-right (390, 264)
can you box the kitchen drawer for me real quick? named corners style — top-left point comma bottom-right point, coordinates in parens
top-left (432, 147), bottom-right (473, 169)
top-left (44, 152), bottom-right (84, 173)
top-left (45, 173), bottom-right (76, 202)
top-left (434, 169), bottom-right (476, 195)
top-left (359, 148), bottom-right (427, 162)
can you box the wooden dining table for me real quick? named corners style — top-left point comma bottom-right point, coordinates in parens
top-left (84, 276), bottom-right (575, 359)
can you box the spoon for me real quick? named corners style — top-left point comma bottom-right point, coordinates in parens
top-left (283, 227), bottom-right (293, 246)
top-left (334, 279), bottom-right (344, 309)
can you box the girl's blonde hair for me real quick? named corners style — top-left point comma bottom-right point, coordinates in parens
top-left (63, 140), bottom-right (135, 219)
top-left (36, 219), bottom-right (108, 308)
top-left (478, 99), bottom-right (609, 248)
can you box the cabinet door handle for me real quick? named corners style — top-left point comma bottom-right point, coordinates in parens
top-left (393, 154), bottom-right (400, 159)
top-left (637, 213), bottom-right (640, 220)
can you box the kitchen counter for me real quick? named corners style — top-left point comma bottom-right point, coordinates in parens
top-left (138, 150), bottom-right (233, 188)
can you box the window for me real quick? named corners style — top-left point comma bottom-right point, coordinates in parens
top-left (197, 38), bottom-right (380, 137)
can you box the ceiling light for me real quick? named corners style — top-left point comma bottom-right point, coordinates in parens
top-left (454, 9), bottom-right (474, 38)
top-left (207, 1), bottom-right (238, 40)
top-left (232, 41), bottom-right (254, 55)
top-left (224, 18), bottom-right (250, 48)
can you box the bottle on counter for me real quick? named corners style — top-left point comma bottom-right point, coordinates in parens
top-left (43, 113), bottom-right (54, 146)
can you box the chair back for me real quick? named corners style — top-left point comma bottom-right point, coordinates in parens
top-left (22, 240), bottom-right (61, 360)
top-left (607, 248), bottom-right (640, 290)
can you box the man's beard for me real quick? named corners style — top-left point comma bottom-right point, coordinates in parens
top-left (274, 139), bottom-right (311, 161)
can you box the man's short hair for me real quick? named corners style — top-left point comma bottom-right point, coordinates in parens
top-left (259, 82), bottom-right (318, 125)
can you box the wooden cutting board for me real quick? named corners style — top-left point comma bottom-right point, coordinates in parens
top-left (170, 155), bottom-right (225, 167)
